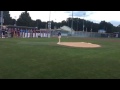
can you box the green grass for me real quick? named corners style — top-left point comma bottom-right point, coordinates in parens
top-left (0, 37), bottom-right (120, 79)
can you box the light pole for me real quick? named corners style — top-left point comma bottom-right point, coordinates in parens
top-left (0, 11), bottom-right (3, 38)
top-left (54, 19), bottom-right (56, 29)
top-left (90, 24), bottom-right (92, 37)
top-left (83, 20), bottom-right (84, 32)
top-left (86, 21), bottom-right (87, 32)
top-left (86, 27), bottom-right (87, 32)
top-left (77, 18), bottom-right (79, 31)
top-left (83, 12), bottom-right (86, 32)
top-left (54, 11), bottom-right (57, 29)
top-left (36, 20), bottom-right (38, 29)
top-left (91, 23), bottom-right (92, 32)
top-left (14, 16), bottom-right (17, 26)
top-left (48, 11), bottom-right (51, 38)
top-left (49, 11), bottom-right (51, 23)
top-left (71, 11), bottom-right (73, 35)
top-left (68, 19), bottom-right (69, 27)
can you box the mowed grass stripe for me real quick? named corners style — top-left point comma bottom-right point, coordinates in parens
top-left (0, 37), bottom-right (120, 79)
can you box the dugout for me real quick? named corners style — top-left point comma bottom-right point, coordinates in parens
top-left (1, 25), bottom-right (38, 38)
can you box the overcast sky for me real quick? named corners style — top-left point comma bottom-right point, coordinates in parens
top-left (9, 11), bottom-right (120, 26)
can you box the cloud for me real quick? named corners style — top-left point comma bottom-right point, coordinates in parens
top-left (9, 11), bottom-right (120, 26)
top-left (110, 21), bottom-right (120, 26)
top-left (10, 11), bottom-right (24, 19)
top-left (83, 11), bottom-right (120, 26)
top-left (85, 11), bottom-right (120, 22)
top-left (10, 11), bottom-right (70, 22)
top-left (65, 11), bottom-right (91, 17)
top-left (73, 11), bottom-right (86, 17)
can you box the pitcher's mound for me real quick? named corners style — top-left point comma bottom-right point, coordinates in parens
top-left (57, 42), bottom-right (101, 48)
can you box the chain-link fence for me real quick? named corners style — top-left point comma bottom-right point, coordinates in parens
top-left (51, 30), bottom-right (120, 38)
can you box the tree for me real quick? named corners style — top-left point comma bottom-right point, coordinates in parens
top-left (11, 19), bottom-right (16, 25)
top-left (11, 11), bottom-right (118, 33)
top-left (36, 19), bottom-right (42, 29)
top-left (61, 20), bottom-right (67, 26)
top-left (117, 24), bottom-right (120, 27)
top-left (17, 11), bottom-right (33, 27)
top-left (40, 21), bottom-right (47, 29)
top-left (0, 11), bottom-right (13, 25)
top-left (98, 21), bottom-right (114, 33)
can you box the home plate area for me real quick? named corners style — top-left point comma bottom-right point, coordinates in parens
top-left (57, 42), bottom-right (101, 48)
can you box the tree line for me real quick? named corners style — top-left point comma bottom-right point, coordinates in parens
top-left (1, 11), bottom-right (120, 33)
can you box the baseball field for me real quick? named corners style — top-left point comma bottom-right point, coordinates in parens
top-left (0, 37), bottom-right (120, 79)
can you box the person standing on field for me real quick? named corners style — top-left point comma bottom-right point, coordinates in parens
top-left (57, 31), bottom-right (61, 44)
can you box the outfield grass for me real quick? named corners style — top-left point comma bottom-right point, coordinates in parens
top-left (0, 37), bottom-right (120, 79)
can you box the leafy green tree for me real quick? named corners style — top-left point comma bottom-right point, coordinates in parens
top-left (17, 11), bottom-right (33, 27)
top-left (0, 11), bottom-right (13, 25)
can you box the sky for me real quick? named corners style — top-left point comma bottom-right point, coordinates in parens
top-left (9, 11), bottom-right (120, 26)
